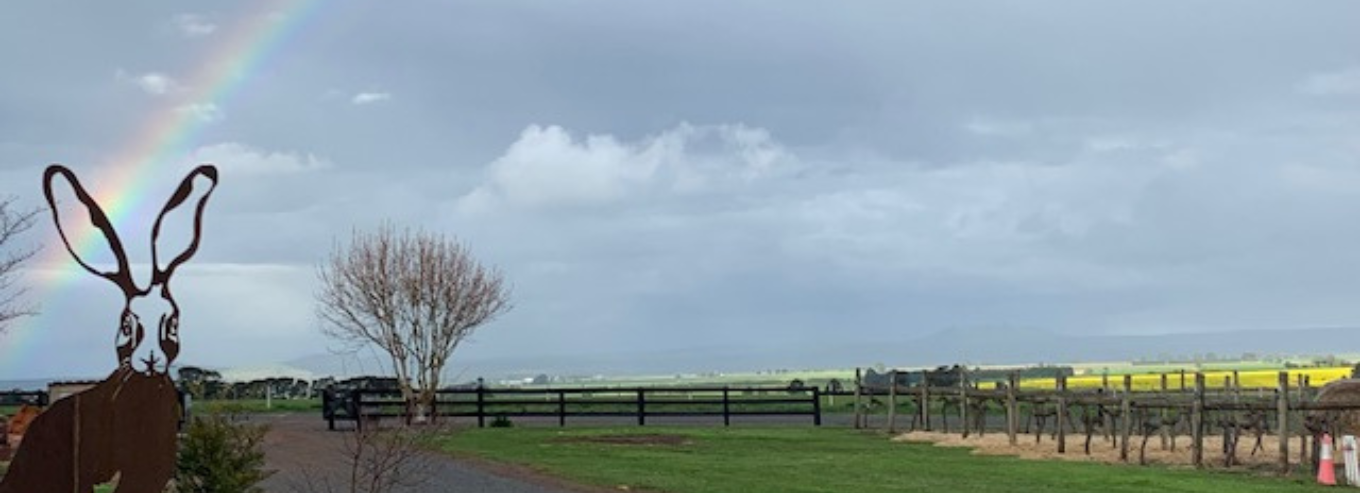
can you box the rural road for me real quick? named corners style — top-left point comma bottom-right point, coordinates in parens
top-left (256, 414), bottom-right (603, 493)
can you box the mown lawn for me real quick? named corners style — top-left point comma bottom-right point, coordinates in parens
top-left (193, 398), bottom-right (322, 414)
top-left (437, 427), bottom-right (1322, 493)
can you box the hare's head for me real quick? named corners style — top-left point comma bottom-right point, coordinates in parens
top-left (43, 165), bottom-right (218, 376)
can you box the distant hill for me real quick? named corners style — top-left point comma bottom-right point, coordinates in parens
top-left (284, 326), bottom-right (1360, 381)
top-left (11, 326), bottom-right (1359, 385)
top-left (0, 378), bottom-right (55, 392)
top-left (217, 363), bottom-right (317, 383)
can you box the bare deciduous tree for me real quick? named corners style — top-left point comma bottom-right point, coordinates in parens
top-left (317, 225), bottom-right (511, 419)
top-left (0, 197), bottom-right (40, 334)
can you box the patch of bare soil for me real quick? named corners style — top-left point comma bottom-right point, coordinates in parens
top-left (894, 431), bottom-right (1302, 471)
top-left (553, 434), bottom-right (692, 446)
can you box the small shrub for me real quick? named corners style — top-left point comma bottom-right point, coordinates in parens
top-left (176, 414), bottom-right (273, 493)
top-left (490, 415), bottom-right (513, 428)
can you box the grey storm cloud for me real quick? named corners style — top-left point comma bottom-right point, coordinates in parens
top-left (1, 1), bottom-right (1359, 379)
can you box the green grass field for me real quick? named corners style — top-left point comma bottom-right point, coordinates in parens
top-left (437, 427), bottom-right (1321, 493)
top-left (192, 398), bottom-right (322, 414)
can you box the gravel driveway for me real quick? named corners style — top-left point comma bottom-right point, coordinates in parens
top-left (255, 414), bottom-right (603, 493)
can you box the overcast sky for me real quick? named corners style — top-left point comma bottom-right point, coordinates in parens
top-left (2, 1), bottom-right (1360, 380)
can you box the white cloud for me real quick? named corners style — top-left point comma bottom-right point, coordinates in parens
top-left (964, 117), bottom-right (1033, 137)
top-left (1280, 162), bottom-right (1360, 194)
top-left (115, 70), bottom-right (180, 96)
top-left (780, 124), bottom-right (1360, 302)
top-left (172, 13), bottom-right (217, 37)
top-left (457, 123), bottom-right (795, 213)
top-left (170, 263), bottom-right (322, 363)
top-left (351, 92), bottom-right (392, 105)
top-left (178, 103), bottom-right (223, 123)
top-left (1298, 67), bottom-right (1360, 96)
top-left (1161, 149), bottom-right (1200, 171)
top-left (1083, 136), bottom-right (1140, 152)
top-left (187, 142), bottom-right (332, 176)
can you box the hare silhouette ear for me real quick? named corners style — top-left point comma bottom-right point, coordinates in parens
top-left (42, 165), bottom-right (137, 293)
top-left (151, 165), bottom-right (218, 284)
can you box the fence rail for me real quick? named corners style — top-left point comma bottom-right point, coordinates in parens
top-left (323, 385), bottom-right (822, 430)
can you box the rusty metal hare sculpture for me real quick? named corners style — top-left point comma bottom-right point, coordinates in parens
top-left (0, 164), bottom-right (218, 493)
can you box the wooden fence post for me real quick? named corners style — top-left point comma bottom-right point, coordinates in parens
top-left (637, 389), bottom-right (646, 426)
top-left (1295, 374), bottom-right (1308, 470)
top-left (812, 386), bottom-right (822, 426)
top-left (1298, 373), bottom-right (1310, 469)
top-left (1057, 373), bottom-right (1068, 454)
top-left (476, 386), bottom-right (486, 428)
top-left (723, 386), bottom-right (731, 427)
top-left (921, 370), bottom-right (931, 432)
top-left (1278, 371), bottom-right (1290, 475)
top-left (1180, 369), bottom-right (1187, 391)
top-left (888, 370), bottom-right (899, 433)
top-left (1007, 372), bottom-right (1019, 446)
top-left (853, 368), bottom-right (863, 429)
top-left (960, 369), bottom-right (970, 438)
top-left (1120, 374), bottom-right (1133, 462)
top-left (324, 390), bottom-right (335, 431)
top-left (1192, 373), bottom-right (1205, 468)
top-left (1159, 373), bottom-right (1169, 450)
top-left (557, 390), bottom-right (566, 427)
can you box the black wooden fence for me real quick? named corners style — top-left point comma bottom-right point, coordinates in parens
top-left (324, 385), bottom-right (822, 430)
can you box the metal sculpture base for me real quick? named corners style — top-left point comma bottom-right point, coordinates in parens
top-left (0, 369), bottom-right (179, 493)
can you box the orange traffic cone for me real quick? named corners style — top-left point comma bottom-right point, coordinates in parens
top-left (1320, 433), bottom-right (1337, 486)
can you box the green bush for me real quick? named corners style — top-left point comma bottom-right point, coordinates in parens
top-left (490, 415), bottom-right (514, 428)
top-left (175, 415), bottom-right (273, 493)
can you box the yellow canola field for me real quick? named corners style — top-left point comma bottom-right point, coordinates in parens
top-left (1017, 367), bottom-right (1353, 391)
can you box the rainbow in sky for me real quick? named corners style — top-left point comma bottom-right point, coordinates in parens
top-left (1, 0), bottom-right (326, 376)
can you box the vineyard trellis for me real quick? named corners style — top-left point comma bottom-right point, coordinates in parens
top-left (851, 367), bottom-right (1360, 475)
